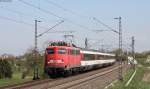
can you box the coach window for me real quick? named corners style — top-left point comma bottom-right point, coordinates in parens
top-left (58, 48), bottom-right (66, 54)
top-left (84, 54), bottom-right (91, 60)
top-left (47, 48), bottom-right (54, 54)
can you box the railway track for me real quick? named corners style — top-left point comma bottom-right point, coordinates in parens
top-left (1, 63), bottom-right (129, 89)
top-left (49, 65), bottom-right (120, 89)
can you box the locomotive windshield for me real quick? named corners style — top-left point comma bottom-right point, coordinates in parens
top-left (58, 48), bottom-right (66, 54)
top-left (47, 48), bottom-right (54, 54)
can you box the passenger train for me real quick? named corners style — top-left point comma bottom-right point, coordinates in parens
top-left (44, 43), bottom-right (116, 77)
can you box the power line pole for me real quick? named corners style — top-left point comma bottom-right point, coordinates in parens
top-left (93, 17), bottom-right (123, 80)
top-left (131, 36), bottom-right (135, 69)
top-left (100, 39), bottom-right (104, 52)
top-left (85, 38), bottom-right (88, 49)
top-left (33, 20), bottom-right (64, 80)
top-left (131, 36), bottom-right (135, 58)
top-left (115, 16), bottom-right (123, 81)
top-left (33, 20), bottom-right (41, 80)
top-left (119, 16), bottom-right (123, 81)
top-left (101, 44), bottom-right (104, 52)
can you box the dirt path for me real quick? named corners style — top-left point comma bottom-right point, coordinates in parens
top-left (142, 73), bottom-right (150, 82)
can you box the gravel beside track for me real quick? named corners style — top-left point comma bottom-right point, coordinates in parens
top-left (2, 62), bottom-right (130, 89)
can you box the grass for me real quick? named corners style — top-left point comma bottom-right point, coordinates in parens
top-left (0, 72), bottom-right (32, 87)
top-left (108, 67), bottom-right (150, 89)
top-left (0, 66), bottom-right (45, 87)
top-left (127, 67), bottom-right (150, 89)
top-left (107, 68), bottom-right (134, 89)
top-left (136, 58), bottom-right (150, 67)
top-left (108, 58), bottom-right (150, 89)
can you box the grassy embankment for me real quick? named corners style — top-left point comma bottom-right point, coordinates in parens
top-left (0, 72), bottom-right (32, 87)
top-left (107, 58), bottom-right (150, 89)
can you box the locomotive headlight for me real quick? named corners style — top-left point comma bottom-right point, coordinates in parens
top-left (48, 59), bottom-right (64, 64)
top-left (47, 60), bottom-right (54, 64)
top-left (57, 59), bottom-right (64, 63)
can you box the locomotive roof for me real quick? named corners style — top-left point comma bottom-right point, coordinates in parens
top-left (47, 46), bottom-right (79, 49)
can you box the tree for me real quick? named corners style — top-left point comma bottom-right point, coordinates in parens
top-left (111, 49), bottom-right (127, 61)
top-left (0, 59), bottom-right (13, 79)
top-left (20, 47), bottom-right (44, 79)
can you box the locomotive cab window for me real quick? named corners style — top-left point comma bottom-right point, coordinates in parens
top-left (58, 48), bottom-right (66, 54)
top-left (70, 49), bottom-right (80, 55)
top-left (47, 48), bottom-right (54, 54)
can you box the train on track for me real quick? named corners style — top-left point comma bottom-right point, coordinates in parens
top-left (44, 42), bottom-right (116, 77)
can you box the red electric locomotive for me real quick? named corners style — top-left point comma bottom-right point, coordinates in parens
top-left (44, 45), bottom-right (82, 76)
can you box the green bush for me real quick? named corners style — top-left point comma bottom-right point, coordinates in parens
top-left (0, 59), bottom-right (13, 79)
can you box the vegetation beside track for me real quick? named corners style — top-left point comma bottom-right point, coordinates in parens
top-left (107, 58), bottom-right (150, 89)
top-left (0, 48), bottom-right (45, 87)
top-left (0, 72), bottom-right (32, 87)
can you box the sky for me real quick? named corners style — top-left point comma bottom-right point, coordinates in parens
top-left (0, 0), bottom-right (150, 56)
